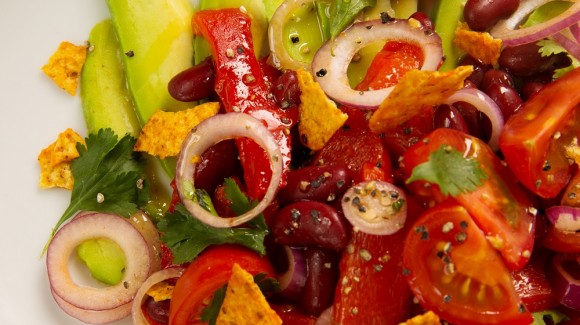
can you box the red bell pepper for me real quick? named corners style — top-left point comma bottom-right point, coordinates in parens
top-left (192, 8), bottom-right (295, 199)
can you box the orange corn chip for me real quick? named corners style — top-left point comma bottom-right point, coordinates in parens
top-left (454, 22), bottom-right (502, 66)
top-left (38, 128), bottom-right (85, 189)
top-left (369, 66), bottom-right (473, 133)
top-left (296, 69), bottom-right (348, 151)
top-left (216, 264), bottom-right (282, 325)
top-left (398, 311), bottom-right (441, 325)
top-left (134, 102), bottom-right (220, 158)
top-left (146, 282), bottom-right (174, 302)
top-left (42, 41), bottom-right (87, 96)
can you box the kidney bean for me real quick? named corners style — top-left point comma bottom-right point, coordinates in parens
top-left (459, 55), bottom-right (491, 87)
top-left (498, 42), bottom-right (570, 77)
top-left (453, 101), bottom-right (484, 138)
top-left (168, 57), bottom-right (215, 102)
top-left (143, 296), bottom-right (170, 324)
top-left (299, 248), bottom-right (339, 316)
top-left (480, 68), bottom-right (515, 91)
top-left (194, 140), bottom-right (242, 193)
top-left (278, 165), bottom-right (353, 206)
top-left (520, 81), bottom-right (545, 101)
top-left (484, 83), bottom-right (523, 120)
top-left (272, 201), bottom-right (350, 251)
top-left (464, 0), bottom-right (520, 31)
top-left (434, 104), bottom-right (470, 133)
top-left (271, 70), bottom-right (301, 109)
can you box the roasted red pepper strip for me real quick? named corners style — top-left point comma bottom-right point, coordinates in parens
top-left (192, 8), bottom-right (294, 199)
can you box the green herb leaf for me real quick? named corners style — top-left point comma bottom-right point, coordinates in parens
top-left (406, 145), bottom-right (487, 196)
top-left (538, 39), bottom-right (580, 79)
top-left (329, 0), bottom-right (377, 39)
top-left (200, 273), bottom-right (280, 325)
top-left (532, 309), bottom-right (568, 325)
top-left (223, 178), bottom-right (268, 231)
top-left (44, 129), bottom-right (147, 252)
top-left (157, 204), bottom-right (267, 264)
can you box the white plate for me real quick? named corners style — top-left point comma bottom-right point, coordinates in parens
top-left (0, 1), bottom-right (130, 324)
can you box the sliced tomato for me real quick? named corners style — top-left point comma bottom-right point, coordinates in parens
top-left (511, 247), bottom-right (558, 312)
top-left (311, 106), bottom-right (392, 183)
top-left (403, 202), bottom-right (533, 325)
top-left (168, 245), bottom-right (275, 325)
top-left (499, 67), bottom-right (580, 198)
top-left (402, 128), bottom-right (535, 270)
top-left (543, 225), bottom-right (580, 254)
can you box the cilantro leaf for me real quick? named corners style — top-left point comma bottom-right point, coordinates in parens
top-left (157, 204), bottom-right (267, 264)
top-left (538, 39), bottom-right (580, 79)
top-left (45, 129), bottom-right (147, 251)
top-left (406, 145), bottom-right (488, 196)
top-left (223, 178), bottom-right (268, 231)
top-left (329, 0), bottom-right (376, 39)
top-left (200, 273), bottom-right (280, 325)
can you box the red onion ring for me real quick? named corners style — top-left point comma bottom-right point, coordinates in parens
top-left (445, 88), bottom-right (505, 151)
top-left (176, 112), bottom-right (283, 228)
top-left (545, 205), bottom-right (580, 232)
top-left (129, 211), bottom-right (162, 273)
top-left (571, 22), bottom-right (580, 42)
top-left (277, 246), bottom-right (307, 299)
top-left (553, 31), bottom-right (580, 60)
top-left (491, 0), bottom-right (580, 47)
top-left (268, 0), bottom-right (316, 70)
top-left (51, 289), bottom-right (132, 325)
top-left (341, 180), bottom-right (407, 235)
top-left (47, 212), bottom-right (152, 312)
top-left (132, 267), bottom-right (185, 325)
top-left (311, 19), bottom-right (442, 109)
top-left (550, 254), bottom-right (580, 311)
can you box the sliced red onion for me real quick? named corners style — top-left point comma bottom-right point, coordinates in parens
top-left (311, 19), bottom-right (442, 109)
top-left (47, 212), bottom-right (152, 313)
top-left (546, 205), bottom-right (580, 232)
top-left (491, 0), bottom-right (580, 47)
top-left (315, 306), bottom-right (333, 325)
top-left (445, 88), bottom-right (505, 151)
top-left (550, 254), bottom-right (580, 310)
top-left (129, 211), bottom-right (162, 273)
top-left (553, 31), bottom-right (580, 60)
top-left (51, 289), bottom-right (132, 325)
top-left (132, 267), bottom-right (185, 325)
top-left (277, 246), bottom-right (307, 299)
top-left (176, 112), bottom-right (283, 228)
top-left (571, 22), bottom-right (580, 42)
top-left (341, 180), bottom-right (407, 235)
top-left (268, 0), bottom-right (316, 70)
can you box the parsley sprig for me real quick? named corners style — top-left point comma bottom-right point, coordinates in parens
top-left (329, 0), bottom-right (377, 39)
top-left (406, 145), bottom-right (488, 196)
top-left (44, 129), bottom-right (148, 252)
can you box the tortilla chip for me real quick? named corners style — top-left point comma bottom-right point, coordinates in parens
top-left (454, 22), bottom-right (502, 66)
top-left (146, 281), bottom-right (174, 302)
top-left (216, 264), bottom-right (282, 325)
top-left (296, 69), bottom-right (348, 151)
top-left (369, 66), bottom-right (473, 133)
top-left (42, 41), bottom-right (87, 96)
top-left (134, 102), bottom-right (220, 158)
top-left (38, 128), bottom-right (85, 189)
top-left (399, 311), bottom-right (441, 325)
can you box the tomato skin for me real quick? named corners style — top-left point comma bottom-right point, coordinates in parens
top-left (511, 248), bottom-right (558, 312)
top-left (402, 128), bottom-right (535, 270)
top-left (499, 67), bottom-right (580, 199)
top-left (543, 225), bottom-right (580, 253)
top-left (403, 203), bottom-right (532, 325)
top-left (168, 245), bottom-right (275, 325)
top-left (192, 9), bottom-right (296, 199)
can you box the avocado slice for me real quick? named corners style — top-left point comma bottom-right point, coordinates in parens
top-left (431, 0), bottom-right (467, 71)
top-left (81, 20), bottom-right (140, 138)
top-left (76, 238), bottom-right (126, 285)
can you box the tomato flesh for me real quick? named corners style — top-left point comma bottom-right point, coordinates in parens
top-left (403, 203), bottom-right (532, 325)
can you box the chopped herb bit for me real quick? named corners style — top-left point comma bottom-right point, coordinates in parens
top-left (329, 0), bottom-right (377, 39)
top-left (406, 145), bottom-right (488, 196)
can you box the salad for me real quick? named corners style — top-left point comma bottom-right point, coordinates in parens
top-left (37, 0), bottom-right (580, 324)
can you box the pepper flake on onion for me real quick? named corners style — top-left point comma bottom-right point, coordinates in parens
top-left (134, 101), bottom-right (220, 158)
top-left (369, 65), bottom-right (473, 133)
top-left (454, 22), bottom-right (502, 66)
top-left (296, 69), bottom-right (348, 151)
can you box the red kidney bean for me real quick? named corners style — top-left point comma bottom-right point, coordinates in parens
top-left (272, 201), bottom-right (350, 251)
top-left (143, 296), bottom-right (170, 324)
top-left (278, 165), bottom-right (353, 206)
top-left (168, 57), bottom-right (215, 102)
top-left (498, 42), bottom-right (570, 77)
top-left (409, 11), bottom-right (434, 30)
top-left (459, 55), bottom-right (492, 88)
top-left (464, 0), bottom-right (520, 31)
top-left (271, 70), bottom-right (301, 109)
top-left (299, 248), bottom-right (339, 316)
top-left (453, 102), bottom-right (484, 138)
top-left (484, 83), bottom-right (523, 120)
top-left (520, 81), bottom-right (545, 101)
top-left (194, 140), bottom-right (242, 193)
top-left (480, 68), bottom-right (515, 91)
top-left (434, 104), bottom-right (470, 133)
